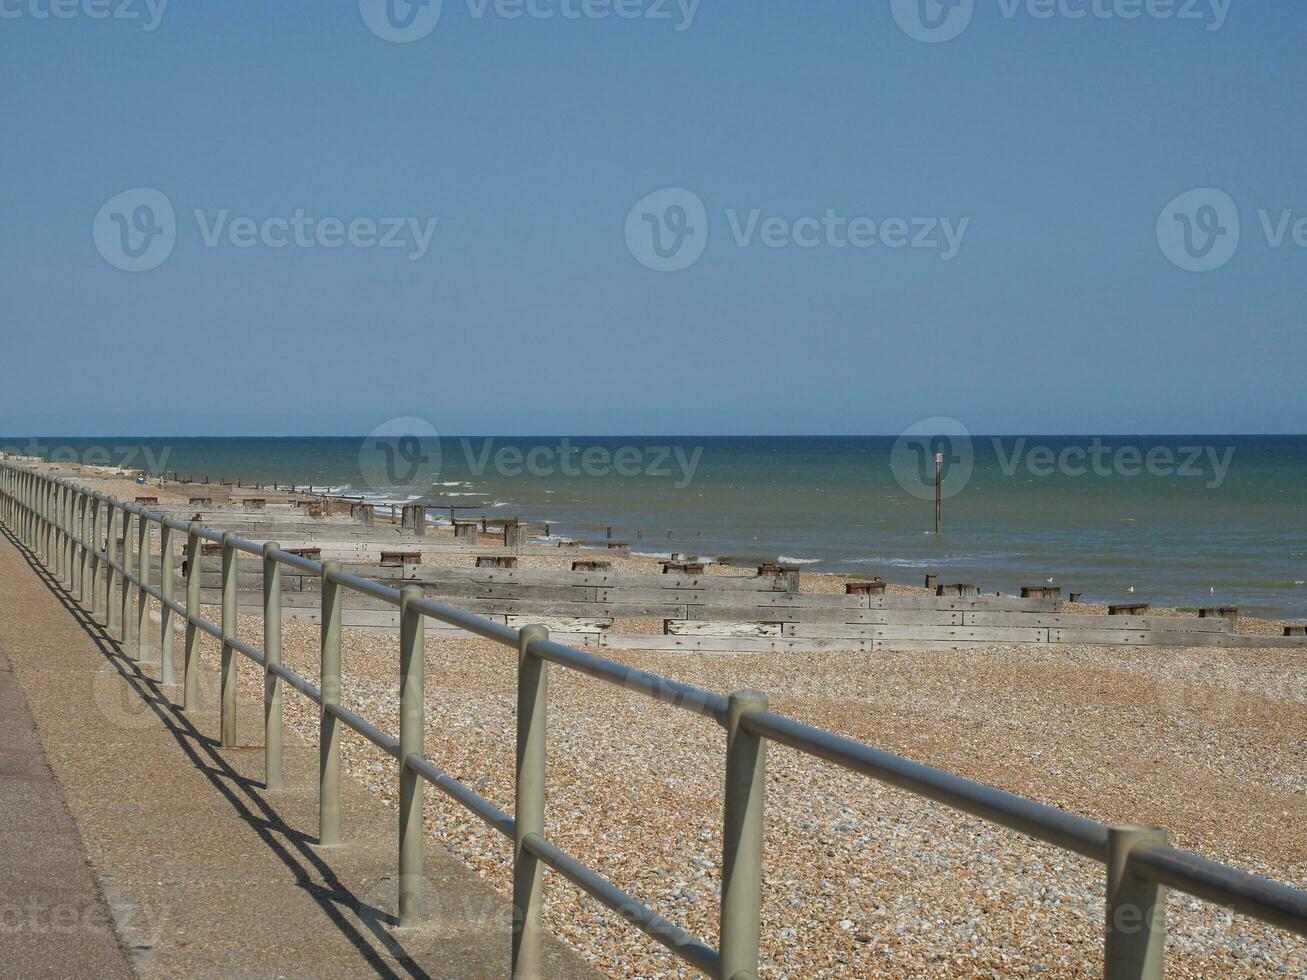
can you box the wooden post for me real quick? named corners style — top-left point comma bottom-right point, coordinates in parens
top-left (934, 451), bottom-right (942, 533)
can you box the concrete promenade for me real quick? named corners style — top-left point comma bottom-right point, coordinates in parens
top-left (0, 526), bottom-right (596, 978)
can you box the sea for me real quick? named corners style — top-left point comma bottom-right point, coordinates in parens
top-left (6, 434), bottom-right (1305, 620)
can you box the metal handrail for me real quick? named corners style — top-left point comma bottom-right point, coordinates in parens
top-left (1, 461), bottom-right (1304, 980)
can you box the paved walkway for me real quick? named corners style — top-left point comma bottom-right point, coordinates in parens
top-left (0, 634), bottom-right (134, 979)
top-left (0, 528), bottom-right (596, 978)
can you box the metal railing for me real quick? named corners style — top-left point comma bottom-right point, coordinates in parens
top-left (1, 460), bottom-right (1305, 979)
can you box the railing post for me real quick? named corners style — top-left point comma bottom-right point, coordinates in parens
top-left (63, 483), bottom-right (73, 583)
top-left (57, 482), bottom-right (67, 581)
top-left (721, 689), bottom-right (769, 980)
top-left (121, 508), bottom-right (135, 646)
top-left (159, 521), bottom-right (176, 686)
top-left (183, 524), bottom-right (202, 712)
top-left (54, 482), bottom-right (64, 579)
top-left (50, 480), bottom-right (60, 575)
top-left (220, 531), bottom-right (238, 748)
top-left (90, 498), bottom-right (103, 619)
top-left (398, 584), bottom-right (425, 928)
top-left (512, 623), bottom-right (549, 979)
top-left (52, 481), bottom-right (61, 577)
top-left (42, 478), bottom-right (51, 562)
top-left (43, 478), bottom-right (51, 562)
top-left (263, 541), bottom-right (283, 791)
top-left (75, 490), bottom-right (85, 596)
top-left (107, 504), bottom-right (122, 635)
top-left (319, 560), bottom-right (343, 847)
top-left (1105, 826), bottom-right (1168, 980)
top-left (59, 482), bottom-right (67, 578)
top-left (79, 492), bottom-right (91, 603)
top-left (48, 479), bottom-right (56, 565)
top-left (138, 515), bottom-right (153, 664)
top-left (38, 478), bottom-right (47, 561)
top-left (41, 480), bottom-right (51, 564)
top-left (70, 490), bottom-right (82, 595)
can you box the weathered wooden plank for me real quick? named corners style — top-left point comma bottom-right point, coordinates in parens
top-left (460, 599), bottom-right (689, 619)
top-left (478, 584), bottom-right (602, 602)
top-left (779, 624), bottom-right (1048, 642)
top-left (1048, 628), bottom-right (1307, 648)
top-left (866, 596), bottom-right (1063, 612)
top-left (963, 611), bottom-right (1231, 632)
top-left (504, 615), bottom-right (613, 634)
top-left (463, 569), bottom-right (788, 591)
top-left (790, 610), bottom-right (964, 628)
top-left (666, 621), bottom-right (784, 637)
top-left (598, 634), bottom-right (876, 653)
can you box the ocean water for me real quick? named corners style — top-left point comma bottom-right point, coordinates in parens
top-left (7, 434), bottom-right (1306, 620)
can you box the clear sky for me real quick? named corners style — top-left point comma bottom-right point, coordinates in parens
top-left (2, 1), bottom-right (1304, 436)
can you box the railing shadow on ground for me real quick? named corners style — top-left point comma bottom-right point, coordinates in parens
top-left (0, 523), bottom-right (436, 980)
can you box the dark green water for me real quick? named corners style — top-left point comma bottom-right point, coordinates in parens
top-left (6, 434), bottom-right (1305, 619)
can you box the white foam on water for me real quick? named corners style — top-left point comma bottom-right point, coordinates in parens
top-left (846, 556), bottom-right (936, 568)
top-left (778, 555), bottom-right (822, 565)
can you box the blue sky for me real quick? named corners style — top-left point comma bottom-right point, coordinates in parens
top-left (2, 1), bottom-right (1304, 435)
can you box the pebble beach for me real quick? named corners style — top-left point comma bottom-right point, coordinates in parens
top-left (33, 463), bottom-right (1307, 976)
top-left (195, 595), bottom-right (1306, 978)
